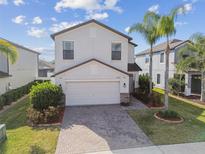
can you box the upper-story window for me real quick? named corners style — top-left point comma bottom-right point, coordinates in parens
top-left (145, 56), bottom-right (149, 63)
top-left (63, 41), bottom-right (74, 59)
top-left (112, 43), bottom-right (121, 60)
top-left (160, 53), bottom-right (164, 63)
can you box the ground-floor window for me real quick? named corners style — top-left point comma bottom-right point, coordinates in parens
top-left (157, 74), bottom-right (160, 84)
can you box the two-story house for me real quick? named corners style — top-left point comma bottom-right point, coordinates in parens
top-left (51, 19), bottom-right (141, 106)
top-left (135, 39), bottom-right (201, 96)
top-left (0, 38), bottom-right (39, 95)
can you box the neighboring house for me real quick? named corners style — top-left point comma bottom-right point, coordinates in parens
top-left (135, 39), bottom-right (201, 96)
top-left (51, 19), bottom-right (141, 106)
top-left (38, 60), bottom-right (54, 78)
top-left (0, 38), bottom-right (39, 95)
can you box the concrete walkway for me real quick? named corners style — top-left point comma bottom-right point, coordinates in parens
top-left (85, 142), bottom-right (205, 154)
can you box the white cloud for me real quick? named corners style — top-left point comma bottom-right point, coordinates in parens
top-left (27, 27), bottom-right (47, 38)
top-left (86, 12), bottom-right (109, 20)
top-left (54, 0), bottom-right (122, 13)
top-left (49, 21), bottom-right (82, 33)
top-left (13, 0), bottom-right (25, 6)
top-left (148, 4), bottom-right (159, 13)
top-left (12, 15), bottom-right (26, 24)
top-left (178, 3), bottom-right (193, 14)
top-left (0, 0), bottom-right (7, 5)
top-left (32, 16), bottom-right (43, 24)
top-left (175, 21), bottom-right (188, 26)
top-left (124, 26), bottom-right (130, 33)
top-left (51, 17), bottom-right (57, 22)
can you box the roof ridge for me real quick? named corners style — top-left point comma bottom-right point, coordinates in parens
top-left (50, 19), bottom-right (132, 41)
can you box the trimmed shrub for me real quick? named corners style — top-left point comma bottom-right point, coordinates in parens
top-left (168, 77), bottom-right (185, 95)
top-left (138, 74), bottom-right (151, 95)
top-left (158, 110), bottom-right (180, 119)
top-left (133, 74), bottom-right (155, 104)
top-left (150, 92), bottom-right (164, 106)
top-left (30, 82), bottom-right (63, 111)
top-left (0, 80), bottom-right (47, 108)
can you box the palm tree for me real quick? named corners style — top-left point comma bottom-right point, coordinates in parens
top-left (0, 39), bottom-right (18, 71)
top-left (157, 7), bottom-right (184, 109)
top-left (176, 33), bottom-right (205, 102)
top-left (129, 12), bottom-right (160, 95)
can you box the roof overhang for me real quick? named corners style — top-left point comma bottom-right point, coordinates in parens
top-left (128, 63), bottom-right (142, 72)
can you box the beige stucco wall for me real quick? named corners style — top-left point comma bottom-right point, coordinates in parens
top-left (55, 61), bottom-right (129, 94)
top-left (0, 46), bottom-right (38, 95)
top-left (54, 22), bottom-right (130, 73)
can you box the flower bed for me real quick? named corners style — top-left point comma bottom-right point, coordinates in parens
top-left (154, 110), bottom-right (184, 123)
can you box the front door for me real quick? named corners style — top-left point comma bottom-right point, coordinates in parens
top-left (191, 74), bottom-right (201, 94)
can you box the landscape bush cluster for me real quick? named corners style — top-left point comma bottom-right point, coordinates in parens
top-left (27, 82), bottom-right (64, 125)
top-left (158, 110), bottom-right (180, 119)
top-left (133, 74), bottom-right (163, 106)
top-left (0, 80), bottom-right (46, 110)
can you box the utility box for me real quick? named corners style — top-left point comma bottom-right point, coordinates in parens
top-left (0, 124), bottom-right (6, 143)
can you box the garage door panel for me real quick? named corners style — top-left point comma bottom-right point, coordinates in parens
top-left (66, 81), bottom-right (120, 106)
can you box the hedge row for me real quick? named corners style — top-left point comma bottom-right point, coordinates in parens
top-left (0, 80), bottom-right (47, 110)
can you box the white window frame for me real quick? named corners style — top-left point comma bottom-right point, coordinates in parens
top-left (111, 42), bottom-right (122, 60)
top-left (160, 52), bottom-right (164, 63)
top-left (157, 74), bottom-right (161, 84)
top-left (63, 41), bottom-right (74, 60)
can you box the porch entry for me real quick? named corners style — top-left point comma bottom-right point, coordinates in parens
top-left (191, 74), bottom-right (201, 94)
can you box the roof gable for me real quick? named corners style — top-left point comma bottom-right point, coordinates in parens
top-left (51, 19), bottom-right (132, 41)
top-left (53, 59), bottom-right (131, 77)
top-left (0, 37), bottom-right (39, 55)
top-left (136, 39), bottom-right (190, 56)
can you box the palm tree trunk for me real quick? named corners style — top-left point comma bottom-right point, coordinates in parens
top-left (149, 45), bottom-right (153, 95)
top-left (201, 71), bottom-right (205, 102)
top-left (164, 36), bottom-right (170, 110)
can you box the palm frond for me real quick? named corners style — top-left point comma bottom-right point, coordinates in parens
top-left (0, 39), bottom-right (18, 64)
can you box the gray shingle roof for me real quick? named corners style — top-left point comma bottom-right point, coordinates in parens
top-left (136, 39), bottom-right (190, 56)
top-left (39, 60), bottom-right (54, 70)
top-left (0, 37), bottom-right (40, 55)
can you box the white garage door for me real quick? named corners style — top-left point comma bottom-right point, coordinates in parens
top-left (66, 81), bottom-right (120, 106)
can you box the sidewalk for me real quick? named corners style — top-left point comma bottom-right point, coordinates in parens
top-left (85, 142), bottom-right (205, 154)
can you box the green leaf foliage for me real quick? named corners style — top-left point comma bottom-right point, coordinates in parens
top-left (30, 82), bottom-right (63, 111)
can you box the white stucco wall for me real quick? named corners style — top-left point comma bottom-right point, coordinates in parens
top-left (135, 50), bottom-right (177, 89)
top-left (55, 61), bottom-right (129, 94)
top-left (0, 52), bottom-right (8, 73)
top-left (54, 22), bottom-right (131, 73)
top-left (0, 46), bottom-right (39, 95)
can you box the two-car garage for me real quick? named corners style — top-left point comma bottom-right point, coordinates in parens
top-left (65, 80), bottom-right (120, 106)
top-left (54, 59), bottom-right (130, 106)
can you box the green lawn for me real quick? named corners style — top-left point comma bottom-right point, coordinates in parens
top-left (129, 96), bottom-right (205, 145)
top-left (0, 97), bottom-right (60, 154)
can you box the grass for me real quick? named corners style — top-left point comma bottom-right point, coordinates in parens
top-left (0, 97), bottom-right (60, 154)
top-left (153, 87), bottom-right (205, 110)
top-left (129, 93), bottom-right (205, 145)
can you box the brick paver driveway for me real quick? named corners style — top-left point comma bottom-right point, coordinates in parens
top-left (55, 105), bottom-right (152, 154)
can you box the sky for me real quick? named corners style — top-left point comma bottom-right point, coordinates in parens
top-left (0, 0), bottom-right (204, 61)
